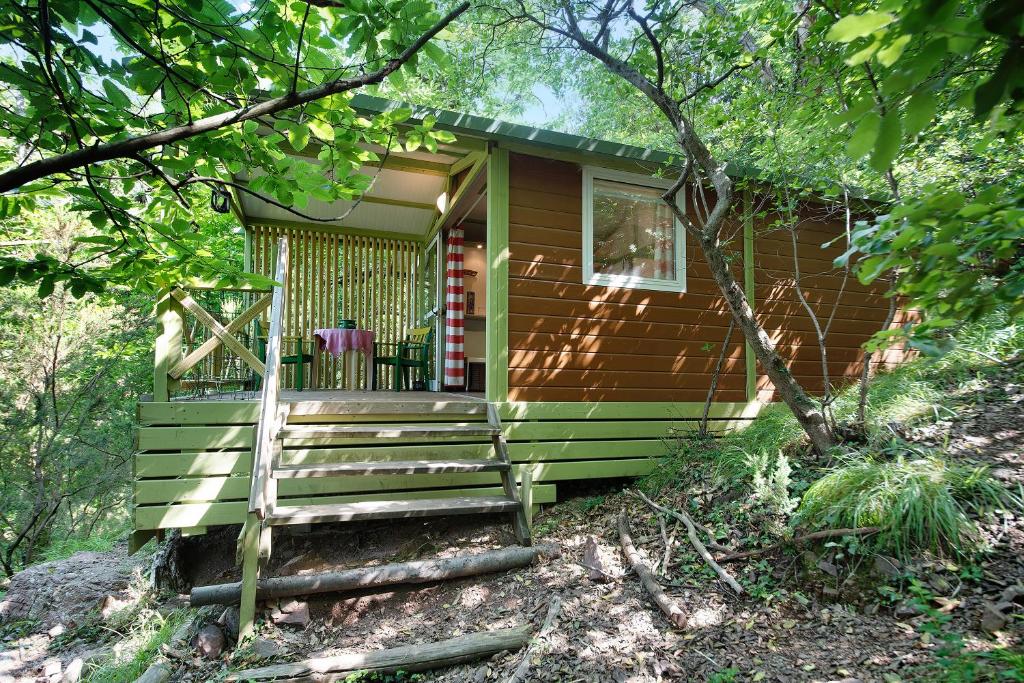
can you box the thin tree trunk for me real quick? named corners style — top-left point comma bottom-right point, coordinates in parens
top-left (700, 318), bottom-right (734, 437)
top-left (857, 289), bottom-right (898, 425)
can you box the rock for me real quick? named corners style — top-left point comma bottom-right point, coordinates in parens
top-left (583, 536), bottom-right (610, 583)
top-left (0, 550), bottom-right (140, 629)
top-left (194, 624), bottom-right (226, 659)
top-left (48, 623), bottom-right (66, 638)
top-left (981, 603), bottom-right (1008, 633)
top-left (894, 601), bottom-right (922, 619)
top-left (42, 659), bottom-right (61, 680)
top-left (253, 637), bottom-right (286, 659)
top-left (472, 665), bottom-right (488, 683)
top-left (874, 556), bottom-right (902, 579)
top-left (218, 606), bottom-right (240, 640)
top-left (62, 658), bottom-right (84, 682)
top-left (817, 559), bottom-right (839, 577)
top-left (1000, 584), bottom-right (1024, 605)
top-left (928, 573), bottom-right (952, 594)
top-left (271, 601), bottom-right (310, 627)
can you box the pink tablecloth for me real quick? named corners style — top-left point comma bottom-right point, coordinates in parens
top-left (314, 328), bottom-right (375, 357)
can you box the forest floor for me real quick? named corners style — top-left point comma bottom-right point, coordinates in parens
top-left (2, 367), bottom-right (1022, 682)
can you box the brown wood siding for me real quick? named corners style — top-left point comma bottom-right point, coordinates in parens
top-left (507, 153), bottom-right (744, 402)
top-left (506, 151), bottom-right (907, 403)
top-left (752, 204), bottom-right (907, 401)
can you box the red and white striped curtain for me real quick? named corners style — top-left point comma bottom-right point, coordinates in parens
top-left (444, 227), bottom-right (465, 388)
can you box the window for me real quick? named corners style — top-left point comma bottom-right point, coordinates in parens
top-left (582, 167), bottom-right (686, 293)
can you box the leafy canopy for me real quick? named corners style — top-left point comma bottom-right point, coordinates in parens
top-left (0, 0), bottom-right (461, 296)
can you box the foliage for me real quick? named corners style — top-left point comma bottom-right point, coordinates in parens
top-left (651, 313), bottom-right (1023, 557)
top-left (87, 608), bottom-right (192, 683)
top-left (794, 448), bottom-right (1007, 558)
top-left (0, 207), bottom-right (150, 575)
top-left (0, 0), bottom-right (462, 294)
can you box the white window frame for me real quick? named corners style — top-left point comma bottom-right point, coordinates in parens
top-left (582, 166), bottom-right (687, 293)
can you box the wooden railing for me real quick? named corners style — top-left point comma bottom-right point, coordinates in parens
top-left (153, 283), bottom-right (273, 401)
top-left (249, 237), bottom-right (289, 520)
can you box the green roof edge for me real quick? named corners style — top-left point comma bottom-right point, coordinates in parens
top-left (351, 94), bottom-right (877, 203)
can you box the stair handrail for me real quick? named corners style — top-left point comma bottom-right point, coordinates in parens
top-left (249, 237), bottom-right (289, 519)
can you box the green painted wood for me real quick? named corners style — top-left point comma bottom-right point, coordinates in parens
top-left (281, 443), bottom-right (494, 466)
top-left (506, 439), bottom-right (670, 461)
top-left (134, 484), bottom-right (557, 530)
top-left (134, 458), bottom-right (653, 505)
top-left (497, 401), bottom-right (762, 421)
top-left (238, 513), bottom-right (260, 640)
top-left (136, 426), bottom-right (254, 450)
top-left (137, 451), bottom-right (252, 477)
top-left (503, 419), bottom-right (746, 441)
top-left (139, 402), bottom-right (260, 426)
top-left (249, 217), bottom-right (427, 244)
top-left (743, 189), bottom-right (757, 402)
top-left (486, 146), bottom-right (510, 403)
top-left (153, 293), bottom-right (183, 402)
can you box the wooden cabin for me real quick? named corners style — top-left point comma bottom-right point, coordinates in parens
top-left (134, 96), bottom-right (905, 577)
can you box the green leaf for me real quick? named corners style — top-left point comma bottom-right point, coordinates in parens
top-left (876, 34), bottom-right (911, 67)
top-left (826, 12), bottom-right (894, 43)
top-left (870, 111), bottom-right (902, 172)
top-left (904, 91), bottom-right (936, 137)
top-left (243, 120), bottom-right (258, 134)
top-left (287, 123), bottom-right (310, 152)
top-left (101, 79), bottom-right (131, 109)
top-left (847, 112), bottom-right (881, 160)
top-left (308, 119), bottom-right (335, 142)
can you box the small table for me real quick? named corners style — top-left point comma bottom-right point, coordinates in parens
top-left (312, 328), bottom-right (375, 390)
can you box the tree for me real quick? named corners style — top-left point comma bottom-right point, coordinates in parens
top-left (487, 0), bottom-right (839, 453)
top-left (0, 0), bottom-right (468, 295)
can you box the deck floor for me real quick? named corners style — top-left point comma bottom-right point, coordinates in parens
top-left (175, 389), bottom-right (485, 403)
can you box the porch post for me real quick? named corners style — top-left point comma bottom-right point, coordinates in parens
top-left (153, 290), bottom-right (183, 402)
top-left (485, 144), bottom-right (510, 403)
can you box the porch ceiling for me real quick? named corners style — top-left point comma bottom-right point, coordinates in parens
top-left (235, 142), bottom-right (478, 239)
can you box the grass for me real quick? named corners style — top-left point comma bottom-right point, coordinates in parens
top-left (794, 447), bottom-right (1008, 558)
top-left (647, 312), bottom-right (1024, 558)
top-left (87, 608), bottom-right (191, 683)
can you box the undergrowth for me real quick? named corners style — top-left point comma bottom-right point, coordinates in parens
top-left (647, 312), bottom-right (1024, 559)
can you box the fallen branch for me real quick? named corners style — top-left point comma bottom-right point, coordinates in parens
top-left (716, 527), bottom-right (881, 563)
top-left (505, 597), bottom-right (562, 683)
top-left (632, 490), bottom-right (743, 595)
top-left (226, 626), bottom-right (531, 682)
top-left (191, 544), bottom-right (560, 606)
top-left (618, 511), bottom-right (687, 628)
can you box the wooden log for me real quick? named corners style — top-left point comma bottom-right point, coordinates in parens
top-left (617, 511), bottom-right (687, 629)
top-left (225, 625), bottom-right (532, 681)
top-left (191, 544), bottom-right (561, 606)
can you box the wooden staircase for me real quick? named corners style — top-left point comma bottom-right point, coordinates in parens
top-left (262, 403), bottom-right (532, 539)
top-left (237, 238), bottom-right (530, 639)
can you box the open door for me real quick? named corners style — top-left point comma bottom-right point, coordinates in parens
top-left (421, 231), bottom-right (444, 390)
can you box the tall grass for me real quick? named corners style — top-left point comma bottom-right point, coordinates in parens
top-left (794, 451), bottom-right (1007, 558)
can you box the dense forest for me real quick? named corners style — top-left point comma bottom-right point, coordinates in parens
top-left (0, 0), bottom-right (1022, 680)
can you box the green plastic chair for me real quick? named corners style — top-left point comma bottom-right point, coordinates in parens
top-left (254, 320), bottom-right (315, 391)
top-left (373, 327), bottom-right (433, 391)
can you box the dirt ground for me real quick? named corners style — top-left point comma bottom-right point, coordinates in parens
top-left (2, 375), bottom-right (1021, 682)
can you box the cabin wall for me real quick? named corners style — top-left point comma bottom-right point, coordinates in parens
top-left (506, 152), bottom-right (746, 403)
top-left (751, 203), bottom-right (909, 402)
top-left (505, 151), bottom-right (908, 404)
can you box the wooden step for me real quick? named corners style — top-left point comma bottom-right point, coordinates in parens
top-left (273, 459), bottom-right (509, 478)
top-left (279, 424), bottom-right (500, 439)
top-left (288, 399), bottom-right (488, 418)
top-left (266, 496), bottom-right (521, 526)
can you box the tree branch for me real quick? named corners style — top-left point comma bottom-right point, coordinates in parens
top-left (0, 1), bottom-right (470, 194)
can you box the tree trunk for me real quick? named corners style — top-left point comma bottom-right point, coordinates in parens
top-left (699, 236), bottom-right (835, 453)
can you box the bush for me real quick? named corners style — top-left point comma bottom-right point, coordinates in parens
top-left (794, 447), bottom-right (1007, 558)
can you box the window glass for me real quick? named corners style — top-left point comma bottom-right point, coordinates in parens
top-left (591, 177), bottom-right (679, 283)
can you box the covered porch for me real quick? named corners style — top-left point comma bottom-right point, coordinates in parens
top-left (152, 105), bottom-right (494, 404)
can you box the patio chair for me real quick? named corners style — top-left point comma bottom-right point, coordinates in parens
top-left (373, 327), bottom-right (433, 391)
top-left (254, 319), bottom-right (315, 391)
